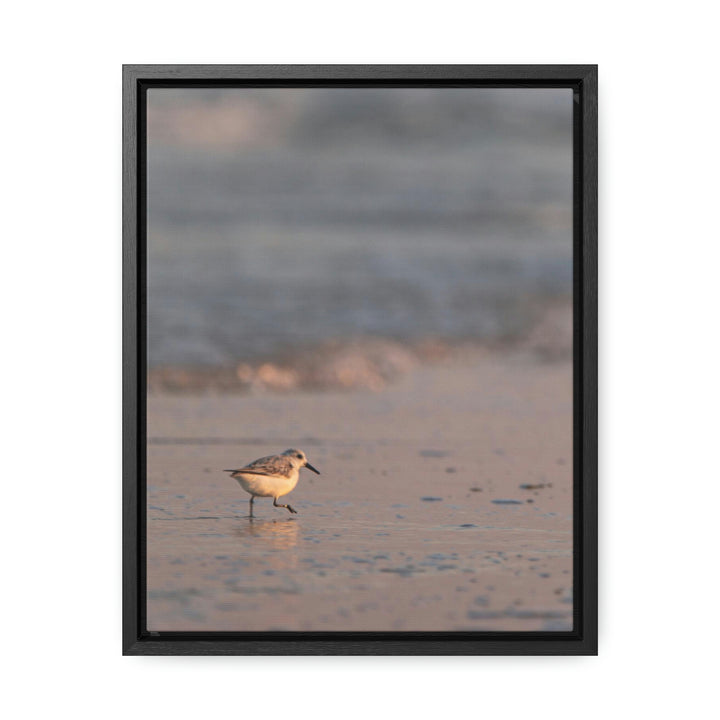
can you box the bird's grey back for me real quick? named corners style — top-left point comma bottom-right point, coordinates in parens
top-left (238, 454), bottom-right (294, 478)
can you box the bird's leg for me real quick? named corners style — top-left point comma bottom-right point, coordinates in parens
top-left (249, 495), bottom-right (255, 517)
top-left (273, 497), bottom-right (298, 514)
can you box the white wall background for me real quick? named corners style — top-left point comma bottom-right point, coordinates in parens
top-left (2, 2), bottom-right (718, 718)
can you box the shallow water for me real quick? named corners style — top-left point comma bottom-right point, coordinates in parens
top-left (146, 88), bottom-right (573, 368)
top-left (147, 472), bottom-right (572, 632)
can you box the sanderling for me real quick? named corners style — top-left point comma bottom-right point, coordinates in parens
top-left (224, 448), bottom-right (320, 516)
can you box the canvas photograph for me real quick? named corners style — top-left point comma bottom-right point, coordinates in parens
top-left (135, 78), bottom-right (583, 639)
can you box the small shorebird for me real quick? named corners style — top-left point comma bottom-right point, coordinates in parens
top-left (224, 448), bottom-right (320, 516)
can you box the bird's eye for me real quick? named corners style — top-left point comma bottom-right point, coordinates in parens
top-left (296, 453), bottom-right (302, 459)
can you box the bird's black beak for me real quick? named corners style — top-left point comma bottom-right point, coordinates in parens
top-left (305, 462), bottom-right (320, 475)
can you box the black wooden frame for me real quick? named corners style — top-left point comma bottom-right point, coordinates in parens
top-left (123, 64), bottom-right (597, 655)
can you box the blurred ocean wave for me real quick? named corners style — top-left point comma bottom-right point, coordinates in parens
top-left (147, 88), bottom-right (573, 370)
top-left (148, 301), bottom-right (572, 395)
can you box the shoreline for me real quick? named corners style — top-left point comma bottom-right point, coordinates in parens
top-left (148, 301), bottom-right (572, 395)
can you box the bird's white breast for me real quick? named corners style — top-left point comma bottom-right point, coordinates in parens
top-left (234, 469), bottom-right (299, 498)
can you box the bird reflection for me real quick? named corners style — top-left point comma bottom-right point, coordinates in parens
top-left (235, 516), bottom-right (300, 551)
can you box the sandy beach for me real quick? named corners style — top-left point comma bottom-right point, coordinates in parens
top-left (146, 350), bottom-right (573, 632)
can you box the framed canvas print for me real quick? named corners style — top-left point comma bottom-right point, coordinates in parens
top-left (123, 64), bottom-right (597, 655)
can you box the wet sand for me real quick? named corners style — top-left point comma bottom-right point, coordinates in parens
top-left (146, 354), bottom-right (573, 631)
